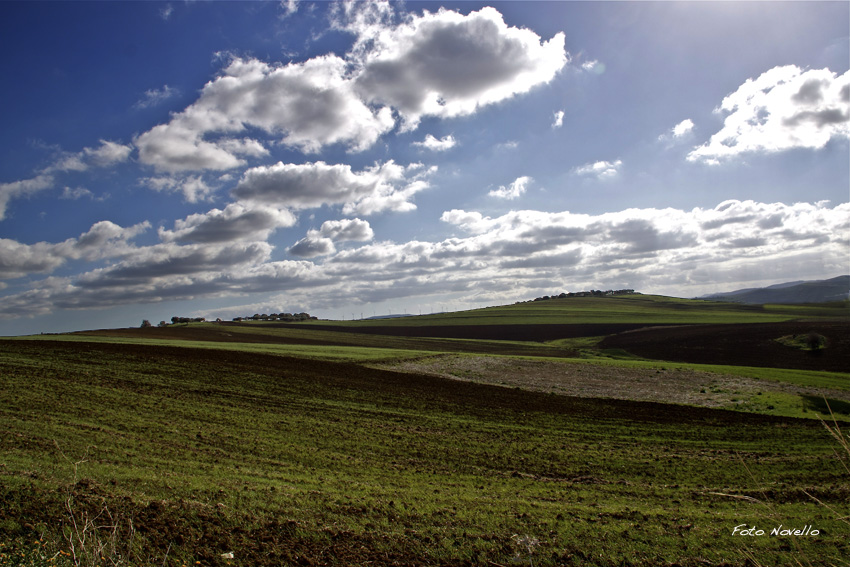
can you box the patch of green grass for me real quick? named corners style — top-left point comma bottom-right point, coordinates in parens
top-left (311, 294), bottom-right (849, 327)
top-left (1, 340), bottom-right (848, 566)
top-left (774, 333), bottom-right (827, 352)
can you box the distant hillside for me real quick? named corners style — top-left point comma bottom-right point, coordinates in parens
top-left (699, 275), bottom-right (849, 304)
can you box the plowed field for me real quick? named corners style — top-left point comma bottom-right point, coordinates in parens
top-left (599, 322), bottom-right (850, 372)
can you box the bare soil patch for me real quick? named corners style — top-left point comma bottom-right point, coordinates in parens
top-left (375, 354), bottom-right (850, 412)
top-left (273, 322), bottom-right (666, 341)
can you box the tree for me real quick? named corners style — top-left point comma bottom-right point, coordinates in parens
top-left (806, 332), bottom-right (826, 351)
top-left (140, 320), bottom-right (152, 328)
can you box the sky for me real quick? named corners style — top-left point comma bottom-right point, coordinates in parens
top-left (0, 1), bottom-right (848, 335)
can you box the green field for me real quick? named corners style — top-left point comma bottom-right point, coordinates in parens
top-left (1, 294), bottom-right (848, 566)
top-left (307, 294), bottom-right (849, 326)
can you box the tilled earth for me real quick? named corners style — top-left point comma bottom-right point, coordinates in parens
top-left (375, 354), bottom-right (850, 412)
top-left (599, 321), bottom-right (850, 372)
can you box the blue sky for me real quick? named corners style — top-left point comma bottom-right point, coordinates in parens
top-left (1, 1), bottom-right (848, 334)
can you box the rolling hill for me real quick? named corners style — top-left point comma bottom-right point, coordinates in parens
top-left (699, 275), bottom-right (849, 304)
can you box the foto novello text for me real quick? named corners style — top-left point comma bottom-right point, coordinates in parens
top-left (732, 524), bottom-right (819, 537)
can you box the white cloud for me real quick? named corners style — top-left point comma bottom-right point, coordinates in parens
top-left (279, 0), bottom-right (298, 19)
top-left (134, 85), bottom-right (180, 109)
top-left (489, 175), bottom-right (532, 200)
top-left (3, 200), bottom-right (846, 319)
top-left (160, 4), bottom-right (173, 21)
top-left (581, 59), bottom-right (604, 74)
top-left (413, 134), bottom-right (457, 151)
top-left (0, 220), bottom-right (149, 280)
top-left (133, 6), bottom-right (568, 172)
top-left (289, 218), bottom-right (375, 258)
top-left (552, 110), bottom-right (564, 129)
top-left (316, 218), bottom-right (375, 242)
top-left (134, 56), bottom-right (394, 172)
top-left (573, 159), bottom-right (622, 179)
top-left (60, 187), bottom-right (96, 201)
top-left (87, 140), bottom-right (133, 167)
top-left (688, 65), bottom-right (850, 163)
top-left (46, 140), bottom-right (133, 174)
top-left (142, 175), bottom-right (217, 203)
top-left (288, 236), bottom-right (336, 258)
top-left (158, 203), bottom-right (297, 244)
top-left (353, 6), bottom-right (568, 130)
top-left (672, 119), bottom-right (695, 138)
top-left (658, 119), bottom-right (695, 145)
top-left (496, 140), bottom-right (519, 151)
top-left (232, 160), bottom-right (434, 215)
top-left (0, 174), bottom-right (55, 220)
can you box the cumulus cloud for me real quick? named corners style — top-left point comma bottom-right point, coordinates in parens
top-left (232, 160), bottom-right (434, 215)
top-left (315, 218), bottom-right (375, 242)
top-left (288, 236), bottom-right (336, 258)
top-left (158, 203), bottom-right (297, 244)
top-left (573, 159), bottom-right (622, 179)
top-left (672, 119), bottom-right (695, 138)
top-left (0, 220), bottom-right (149, 280)
top-left (142, 175), bottom-right (217, 203)
top-left (0, 250), bottom-right (323, 319)
top-left (489, 175), bottom-right (532, 200)
top-left (288, 218), bottom-right (374, 258)
top-left (133, 5), bottom-right (568, 171)
top-left (353, 6), bottom-right (568, 129)
top-left (660, 119), bottom-right (694, 143)
top-left (2, 200), bottom-right (846, 319)
top-left (433, 201), bottom-right (848, 291)
top-left (413, 134), bottom-right (457, 151)
top-left (83, 241), bottom-right (273, 284)
top-left (0, 174), bottom-right (55, 220)
top-left (688, 65), bottom-right (850, 163)
top-left (134, 56), bottom-right (393, 172)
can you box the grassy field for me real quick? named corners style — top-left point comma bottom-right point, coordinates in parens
top-left (1, 340), bottom-right (848, 567)
top-left (1, 294), bottom-right (848, 566)
top-left (307, 294), bottom-right (849, 326)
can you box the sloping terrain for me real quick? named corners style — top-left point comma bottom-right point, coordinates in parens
top-left (3, 294), bottom-right (849, 566)
top-left (700, 275), bottom-right (849, 304)
top-left (599, 321), bottom-right (850, 372)
top-left (2, 339), bottom-right (848, 566)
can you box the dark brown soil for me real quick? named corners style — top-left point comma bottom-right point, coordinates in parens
top-left (600, 321), bottom-right (850, 372)
top-left (266, 322), bottom-right (667, 341)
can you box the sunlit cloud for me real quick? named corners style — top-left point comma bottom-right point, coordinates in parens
top-left (688, 65), bottom-right (850, 163)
